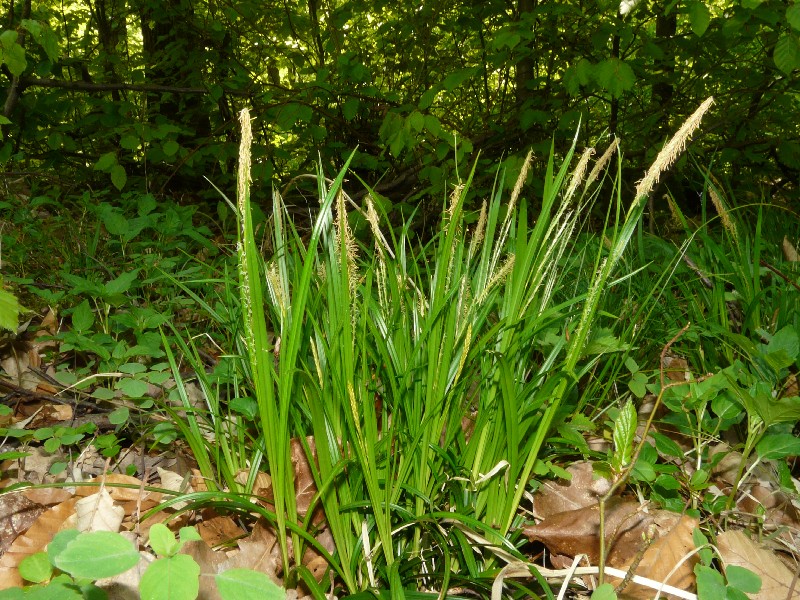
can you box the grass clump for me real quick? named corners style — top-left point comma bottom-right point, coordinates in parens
top-left (160, 101), bottom-right (714, 597)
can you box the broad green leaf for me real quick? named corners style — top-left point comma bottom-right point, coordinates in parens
top-left (688, 2), bottom-right (711, 36)
top-left (788, 3), bottom-right (800, 31)
top-left (726, 565), bottom-right (762, 593)
top-left (440, 67), bottom-right (477, 91)
top-left (650, 431), bottom-right (685, 458)
top-left (2, 43), bottom-right (26, 76)
top-left (140, 555), bottom-right (200, 600)
top-left (764, 325), bottom-right (799, 369)
top-left (109, 407), bottom-right (129, 424)
top-left (275, 103), bottom-right (313, 130)
top-left (110, 164), bottom-right (127, 190)
top-left (21, 19), bottom-right (58, 61)
top-left (0, 31), bottom-right (17, 46)
top-left (0, 587), bottom-right (25, 599)
top-left (424, 114), bottom-right (443, 137)
top-left (178, 526), bottom-right (202, 545)
top-left (696, 564), bottom-right (726, 597)
top-left (71, 300), bottom-right (94, 333)
top-left (116, 377), bottom-right (149, 398)
top-left (148, 523), bottom-right (178, 557)
top-left (408, 111), bottom-right (425, 133)
top-left (18, 552), bottom-right (52, 584)
top-left (756, 433), bottom-right (800, 459)
top-left (774, 33), bottom-right (800, 75)
top-left (95, 151), bottom-right (117, 171)
top-left (342, 97), bottom-right (359, 121)
top-left (20, 19), bottom-right (41, 37)
top-left (741, 0), bottom-right (765, 7)
top-left (594, 58), bottom-right (635, 97)
top-left (0, 287), bottom-right (20, 332)
top-left (47, 530), bottom-right (80, 565)
top-left (104, 270), bottom-right (139, 296)
top-left (162, 140), bottom-right (180, 156)
top-left (418, 87), bottom-right (438, 110)
top-left (216, 568), bottom-right (286, 600)
top-left (493, 29), bottom-right (521, 50)
top-left (628, 371), bottom-right (648, 398)
top-left (590, 583), bottom-right (617, 599)
top-left (120, 134), bottom-right (140, 150)
top-left (54, 531), bottom-right (140, 579)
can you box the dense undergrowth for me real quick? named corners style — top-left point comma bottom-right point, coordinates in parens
top-left (1, 101), bottom-right (799, 599)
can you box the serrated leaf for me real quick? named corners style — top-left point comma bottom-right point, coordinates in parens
top-left (408, 111), bottom-right (425, 133)
top-left (688, 1), bottom-right (711, 36)
top-left (423, 114), bottom-right (442, 137)
top-left (54, 531), bottom-right (140, 579)
top-left (216, 569), bottom-right (286, 600)
top-left (594, 58), bottom-right (635, 97)
top-left (3, 45), bottom-right (27, 76)
top-left (0, 287), bottom-right (20, 332)
top-left (774, 33), bottom-right (800, 75)
top-left (342, 97), bottom-right (359, 121)
top-left (140, 555), bottom-right (199, 600)
top-left (71, 300), bottom-right (94, 333)
top-left (756, 433), bottom-right (800, 459)
top-left (611, 400), bottom-right (636, 470)
top-left (788, 3), bottom-right (800, 31)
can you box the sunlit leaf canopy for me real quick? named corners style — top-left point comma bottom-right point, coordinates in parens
top-left (2, 0), bottom-right (798, 208)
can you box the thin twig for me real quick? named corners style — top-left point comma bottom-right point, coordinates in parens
top-left (598, 322), bottom-right (691, 584)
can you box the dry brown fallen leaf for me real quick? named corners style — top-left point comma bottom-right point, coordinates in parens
top-left (0, 497), bottom-right (77, 588)
top-left (615, 514), bottom-right (698, 600)
top-left (717, 530), bottom-right (800, 600)
top-left (533, 461), bottom-right (611, 519)
top-left (75, 489), bottom-right (125, 532)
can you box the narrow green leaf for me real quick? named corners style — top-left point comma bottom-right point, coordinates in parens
top-left (611, 400), bottom-right (636, 470)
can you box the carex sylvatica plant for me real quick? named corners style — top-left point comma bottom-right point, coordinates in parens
top-left (167, 100), bottom-right (714, 597)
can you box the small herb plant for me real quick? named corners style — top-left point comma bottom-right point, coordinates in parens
top-left (0, 524), bottom-right (285, 600)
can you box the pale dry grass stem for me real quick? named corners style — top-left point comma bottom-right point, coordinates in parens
top-left (509, 150), bottom-right (533, 216)
top-left (564, 147), bottom-right (595, 203)
top-left (587, 137), bottom-right (620, 186)
top-left (706, 172), bottom-right (738, 244)
top-left (634, 97), bottom-right (714, 202)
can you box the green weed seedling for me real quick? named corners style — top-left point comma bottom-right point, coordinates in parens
top-left (692, 529), bottom-right (762, 600)
top-left (0, 525), bottom-right (286, 600)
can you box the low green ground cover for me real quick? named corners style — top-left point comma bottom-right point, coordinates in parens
top-left (1, 101), bottom-right (799, 599)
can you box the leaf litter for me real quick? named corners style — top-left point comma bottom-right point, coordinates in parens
top-left (2, 312), bottom-right (800, 598)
